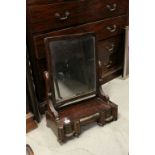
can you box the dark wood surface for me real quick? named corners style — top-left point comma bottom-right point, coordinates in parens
top-left (27, 0), bottom-right (128, 6)
top-left (46, 94), bottom-right (118, 142)
top-left (34, 15), bottom-right (127, 59)
top-left (28, 0), bottom-right (128, 33)
top-left (58, 98), bottom-right (112, 120)
top-left (98, 34), bottom-right (124, 79)
top-left (26, 50), bottom-right (41, 121)
top-left (27, 0), bottom-right (129, 109)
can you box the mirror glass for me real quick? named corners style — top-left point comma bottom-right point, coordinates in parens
top-left (48, 35), bottom-right (96, 104)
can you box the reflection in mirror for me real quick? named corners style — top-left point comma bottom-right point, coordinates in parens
top-left (48, 35), bottom-right (96, 104)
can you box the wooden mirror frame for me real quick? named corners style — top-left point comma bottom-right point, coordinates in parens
top-left (44, 33), bottom-right (101, 108)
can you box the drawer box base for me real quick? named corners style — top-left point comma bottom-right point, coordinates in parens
top-left (46, 97), bottom-right (118, 143)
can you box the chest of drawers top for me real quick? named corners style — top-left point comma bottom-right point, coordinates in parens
top-left (27, 0), bottom-right (128, 34)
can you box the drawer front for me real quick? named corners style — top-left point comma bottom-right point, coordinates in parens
top-left (98, 35), bottom-right (124, 78)
top-left (34, 15), bottom-right (127, 59)
top-left (28, 0), bottom-right (128, 33)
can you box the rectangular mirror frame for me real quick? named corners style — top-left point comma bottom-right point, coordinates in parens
top-left (44, 33), bottom-right (100, 108)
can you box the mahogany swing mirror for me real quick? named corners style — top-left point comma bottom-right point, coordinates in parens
top-left (44, 33), bottom-right (118, 143)
top-left (45, 33), bottom-right (98, 107)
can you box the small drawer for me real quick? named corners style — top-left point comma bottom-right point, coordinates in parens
top-left (33, 15), bottom-right (127, 59)
top-left (98, 35), bottom-right (124, 77)
top-left (98, 35), bottom-right (123, 55)
top-left (28, 0), bottom-right (128, 33)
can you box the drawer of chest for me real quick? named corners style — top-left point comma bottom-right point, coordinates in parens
top-left (98, 35), bottom-right (124, 77)
top-left (34, 15), bottom-right (127, 59)
top-left (28, 0), bottom-right (128, 33)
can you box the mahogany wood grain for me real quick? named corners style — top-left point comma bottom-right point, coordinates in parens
top-left (58, 98), bottom-right (111, 120)
top-left (34, 15), bottom-right (127, 59)
top-left (28, 0), bottom-right (128, 33)
top-left (46, 95), bottom-right (118, 142)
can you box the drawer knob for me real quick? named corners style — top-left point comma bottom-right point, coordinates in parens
top-left (106, 43), bottom-right (115, 52)
top-left (55, 11), bottom-right (70, 21)
top-left (106, 3), bottom-right (117, 12)
top-left (106, 24), bottom-right (117, 32)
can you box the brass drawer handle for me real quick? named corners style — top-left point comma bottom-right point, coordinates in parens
top-left (65, 131), bottom-right (75, 137)
top-left (105, 60), bottom-right (112, 68)
top-left (106, 24), bottom-right (117, 32)
top-left (106, 42), bottom-right (115, 52)
top-left (106, 3), bottom-right (117, 11)
top-left (98, 60), bottom-right (102, 67)
top-left (80, 113), bottom-right (100, 123)
top-left (55, 11), bottom-right (70, 21)
top-left (105, 115), bottom-right (113, 122)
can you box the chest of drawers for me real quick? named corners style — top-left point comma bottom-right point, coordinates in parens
top-left (26, 0), bottom-right (129, 109)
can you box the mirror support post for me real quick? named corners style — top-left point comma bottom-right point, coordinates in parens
top-left (99, 86), bottom-right (110, 104)
top-left (43, 71), bottom-right (59, 119)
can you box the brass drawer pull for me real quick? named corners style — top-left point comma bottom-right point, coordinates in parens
top-left (106, 3), bottom-right (117, 12)
top-left (105, 115), bottom-right (113, 122)
top-left (65, 131), bottom-right (75, 137)
top-left (106, 43), bottom-right (115, 52)
top-left (55, 11), bottom-right (70, 21)
top-left (80, 113), bottom-right (100, 123)
top-left (105, 60), bottom-right (112, 68)
top-left (98, 60), bottom-right (102, 67)
top-left (106, 24), bottom-right (117, 32)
